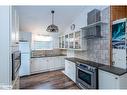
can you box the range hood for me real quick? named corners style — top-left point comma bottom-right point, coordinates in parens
top-left (81, 9), bottom-right (106, 39)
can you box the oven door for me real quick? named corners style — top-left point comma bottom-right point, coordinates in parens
top-left (76, 66), bottom-right (95, 89)
top-left (12, 51), bottom-right (21, 80)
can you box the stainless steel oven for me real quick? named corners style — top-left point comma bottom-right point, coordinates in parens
top-left (12, 51), bottom-right (21, 80)
top-left (76, 63), bottom-right (98, 89)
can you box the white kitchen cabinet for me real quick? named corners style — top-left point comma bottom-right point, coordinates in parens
top-left (30, 58), bottom-right (40, 73)
top-left (30, 56), bottom-right (66, 74)
top-left (48, 57), bottom-right (55, 71)
top-left (99, 69), bottom-right (127, 89)
top-left (11, 7), bottom-right (19, 46)
top-left (65, 60), bottom-right (76, 82)
top-left (60, 56), bottom-right (66, 68)
top-left (59, 37), bottom-right (62, 48)
top-left (59, 30), bottom-right (87, 50)
top-left (30, 58), bottom-right (48, 74)
top-left (39, 58), bottom-right (49, 71)
top-left (74, 30), bottom-right (87, 50)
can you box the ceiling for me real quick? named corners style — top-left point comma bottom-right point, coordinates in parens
top-left (16, 6), bottom-right (86, 35)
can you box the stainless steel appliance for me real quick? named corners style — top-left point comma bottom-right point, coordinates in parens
top-left (76, 62), bottom-right (98, 89)
top-left (12, 51), bottom-right (21, 80)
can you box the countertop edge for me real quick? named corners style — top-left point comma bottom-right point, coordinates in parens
top-left (65, 57), bottom-right (127, 76)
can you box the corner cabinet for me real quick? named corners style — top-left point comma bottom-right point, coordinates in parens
top-left (99, 70), bottom-right (127, 89)
top-left (59, 30), bottom-right (87, 50)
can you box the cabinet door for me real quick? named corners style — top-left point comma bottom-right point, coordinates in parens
top-left (48, 57), bottom-right (55, 71)
top-left (75, 31), bottom-right (81, 49)
top-left (99, 70), bottom-right (119, 89)
top-left (59, 37), bottom-right (62, 48)
top-left (62, 36), bottom-right (65, 48)
top-left (65, 60), bottom-right (70, 76)
top-left (30, 58), bottom-right (41, 74)
top-left (15, 14), bottom-right (19, 43)
top-left (53, 57), bottom-right (59, 69)
top-left (65, 35), bottom-right (69, 48)
top-left (11, 7), bottom-right (19, 46)
top-left (30, 58), bottom-right (48, 74)
top-left (39, 58), bottom-right (48, 71)
top-left (68, 61), bottom-right (76, 82)
top-left (60, 56), bottom-right (65, 68)
top-left (69, 33), bottom-right (74, 48)
top-left (65, 60), bottom-right (76, 82)
top-left (11, 8), bottom-right (16, 46)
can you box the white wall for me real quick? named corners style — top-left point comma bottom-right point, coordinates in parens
top-left (61, 6), bottom-right (107, 35)
top-left (0, 6), bottom-right (10, 87)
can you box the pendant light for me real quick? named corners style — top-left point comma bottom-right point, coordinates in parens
top-left (46, 10), bottom-right (59, 32)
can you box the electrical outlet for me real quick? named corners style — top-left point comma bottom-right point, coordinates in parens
top-left (112, 61), bottom-right (115, 65)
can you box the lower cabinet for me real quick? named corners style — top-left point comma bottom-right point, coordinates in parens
top-left (30, 58), bottom-right (48, 74)
top-left (99, 69), bottom-right (127, 89)
top-left (30, 56), bottom-right (66, 74)
top-left (65, 60), bottom-right (76, 82)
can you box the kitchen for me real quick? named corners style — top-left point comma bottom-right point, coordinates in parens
top-left (0, 5), bottom-right (127, 89)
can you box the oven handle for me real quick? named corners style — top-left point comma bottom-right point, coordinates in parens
top-left (77, 66), bottom-right (94, 75)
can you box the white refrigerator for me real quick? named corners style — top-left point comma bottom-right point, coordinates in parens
top-left (19, 42), bottom-right (30, 76)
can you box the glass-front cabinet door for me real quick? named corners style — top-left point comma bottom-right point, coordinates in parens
top-left (75, 31), bottom-right (81, 49)
top-left (59, 37), bottom-right (62, 48)
top-left (65, 35), bottom-right (69, 48)
top-left (69, 33), bottom-right (74, 48)
top-left (62, 36), bottom-right (64, 48)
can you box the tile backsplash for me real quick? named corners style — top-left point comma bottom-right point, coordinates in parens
top-left (69, 7), bottom-right (110, 65)
top-left (31, 49), bottom-right (65, 57)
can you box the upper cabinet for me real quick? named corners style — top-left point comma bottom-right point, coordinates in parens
top-left (69, 33), bottom-right (74, 48)
top-left (65, 34), bottom-right (69, 48)
top-left (59, 30), bottom-right (87, 50)
top-left (59, 37), bottom-right (62, 48)
top-left (75, 31), bottom-right (86, 49)
top-left (11, 7), bottom-right (19, 46)
top-left (62, 36), bottom-right (65, 48)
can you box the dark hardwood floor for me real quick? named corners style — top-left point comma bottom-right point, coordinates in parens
top-left (20, 70), bottom-right (79, 89)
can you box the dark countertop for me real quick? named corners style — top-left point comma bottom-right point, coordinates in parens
top-left (31, 54), bottom-right (67, 58)
top-left (99, 66), bottom-right (127, 76)
top-left (65, 57), bottom-right (127, 76)
top-left (65, 57), bottom-right (105, 68)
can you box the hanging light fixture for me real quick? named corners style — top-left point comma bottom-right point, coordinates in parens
top-left (46, 10), bottom-right (59, 32)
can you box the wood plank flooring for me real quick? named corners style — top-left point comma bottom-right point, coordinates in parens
top-left (20, 70), bottom-right (79, 89)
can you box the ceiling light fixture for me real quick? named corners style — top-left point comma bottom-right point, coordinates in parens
top-left (46, 10), bottom-right (59, 32)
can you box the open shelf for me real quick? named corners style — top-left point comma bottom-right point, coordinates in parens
top-left (83, 35), bottom-right (103, 39)
top-left (81, 21), bottom-right (108, 30)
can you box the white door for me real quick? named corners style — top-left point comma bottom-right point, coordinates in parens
top-left (19, 53), bottom-right (30, 76)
